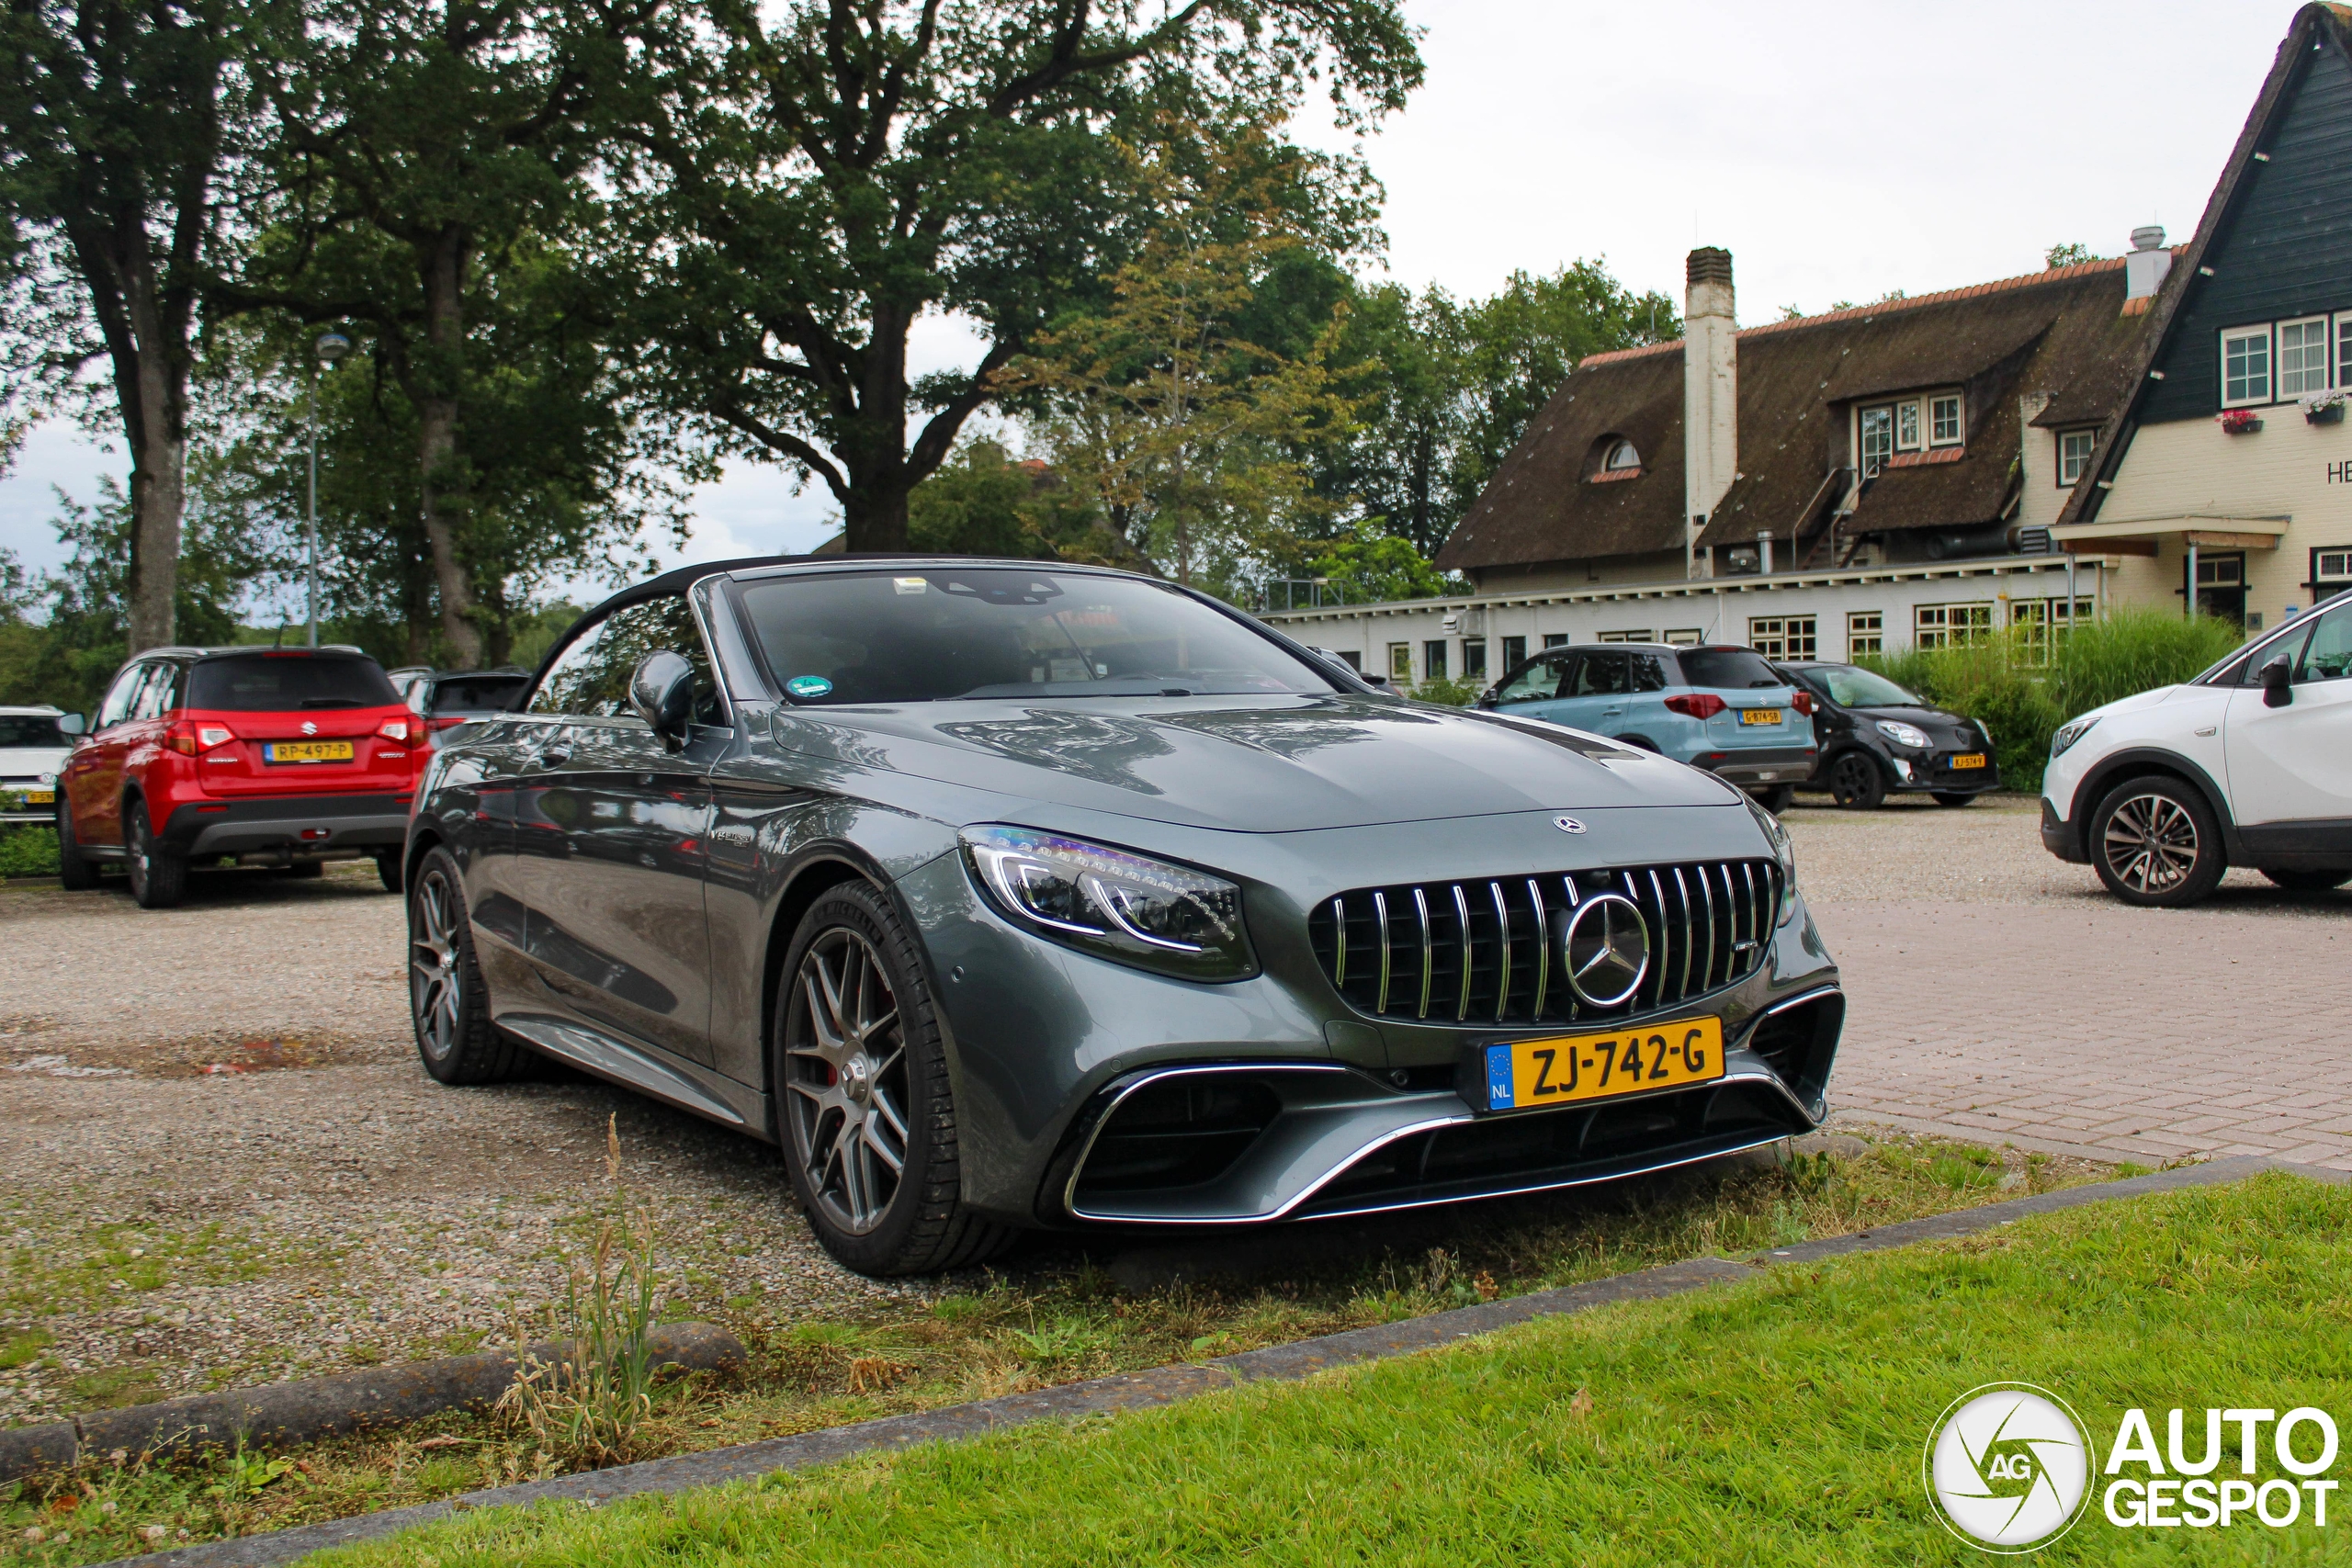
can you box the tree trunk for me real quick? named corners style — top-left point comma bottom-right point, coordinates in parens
top-left (842, 482), bottom-right (910, 553)
top-left (123, 351), bottom-right (187, 654)
top-left (416, 225), bottom-right (481, 665)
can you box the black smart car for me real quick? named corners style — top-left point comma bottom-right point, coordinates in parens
top-left (1773, 661), bottom-right (2000, 809)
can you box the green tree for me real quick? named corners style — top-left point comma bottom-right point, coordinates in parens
top-left (2045, 242), bottom-right (2096, 269)
top-left (1291, 525), bottom-right (1464, 605)
top-left (230, 0), bottom-right (675, 663)
top-left (624, 0), bottom-right (1419, 555)
top-left (906, 440), bottom-right (1140, 565)
top-left (0, 0), bottom-right (240, 651)
top-left (1001, 123), bottom-right (1358, 591)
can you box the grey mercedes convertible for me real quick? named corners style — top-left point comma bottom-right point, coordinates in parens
top-left (403, 557), bottom-right (1844, 1275)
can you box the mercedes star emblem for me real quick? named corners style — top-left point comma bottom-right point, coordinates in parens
top-left (1563, 892), bottom-right (1650, 1008)
top-left (1552, 815), bottom-right (1587, 834)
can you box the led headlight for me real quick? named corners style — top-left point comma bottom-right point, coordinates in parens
top-left (1876, 719), bottom-right (1930, 749)
top-left (1745, 797), bottom-right (1800, 927)
top-left (2050, 716), bottom-right (2099, 759)
top-left (961, 826), bottom-right (1257, 981)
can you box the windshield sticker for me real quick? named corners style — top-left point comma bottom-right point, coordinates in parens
top-left (786, 675), bottom-right (834, 699)
top-left (893, 577), bottom-right (927, 594)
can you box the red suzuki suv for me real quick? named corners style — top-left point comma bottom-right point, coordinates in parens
top-left (57, 647), bottom-right (424, 908)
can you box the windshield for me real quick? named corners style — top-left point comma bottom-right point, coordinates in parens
top-left (423, 673), bottom-right (530, 716)
top-left (0, 716), bottom-right (65, 748)
top-left (732, 569), bottom-right (1336, 704)
top-left (187, 654), bottom-right (400, 712)
top-left (1675, 649), bottom-right (1784, 690)
top-left (1810, 665), bottom-right (1921, 707)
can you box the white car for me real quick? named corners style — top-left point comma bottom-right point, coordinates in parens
top-left (0, 705), bottom-right (82, 825)
top-left (2041, 592), bottom-right (2352, 906)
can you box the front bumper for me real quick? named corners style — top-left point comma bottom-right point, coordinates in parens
top-left (1693, 746), bottom-right (1816, 787)
top-left (161, 793), bottom-right (411, 860)
top-left (2041, 797), bottom-right (2084, 862)
top-left (1886, 751), bottom-right (2001, 794)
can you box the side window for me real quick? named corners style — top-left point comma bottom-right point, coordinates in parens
top-left (2297, 604), bottom-right (2352, 682)
top-left (1493, 655), bottom-right (1566, 705)
top-left (96, 664), bottom-right (151, 729)
top-left (528, 595), bottom-right (722, 722)
top-left (1628, 654), bottom-right (1669, 693)
top-left (1572, 652), bottom-right (1630, 697)
top-left (133, 663), bottom-right (182, 720)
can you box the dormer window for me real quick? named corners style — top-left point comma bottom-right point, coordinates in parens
top-left (1605, 439), bottom-right (1640, 470)
top-left (1930, 394), bottom-right (1963, 446)
top-left (1896, 402), bottom-right (1920, 449)
top-left (1588, 435), bottom-right (1643, 482)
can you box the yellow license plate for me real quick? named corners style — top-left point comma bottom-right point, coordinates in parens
top-left (1481, 1017), bottom-right (1724, 1112)
top-left (265, 740), bottom-right (354, 763)
top-left (1951, 752), bottom-right (1987, 770)
top-left (18, 789), bottom-right (54, 805)
top-left (1739, 708), bottom-right (1783, 726)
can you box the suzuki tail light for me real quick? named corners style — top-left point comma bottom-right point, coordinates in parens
top-left (167, 722), bottom-right (236, 756)
top-left (1792, 691), bottom-right (1815, 716)
top-left (378, 716), bottom-right (421, 743)
top-left (1663, 693), bottom-right (1727, 719)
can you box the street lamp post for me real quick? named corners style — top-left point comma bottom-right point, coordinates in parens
top-left (307, 332), bottom-right (351, 648)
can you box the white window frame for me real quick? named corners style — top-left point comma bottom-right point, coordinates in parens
top-left (1928, 393), bottom-right (1964, 446)
top-left (1664, 627), bottom-right (1703, 647)
top-left (1595, 629), bottom-right (1654, 644)
top-left (2221, 324), bottom-right (2274, 407)
top-left (1858, 404), bottom-right (1894, 476)
top-left (1747, 615), bottom-right (1816, 660)
top-left (1387, 642), bottom-right (1412, 682)
top-left (2315, 548), bottom-right (2352, 603)
top-left (1916, 603), bottom-right (1993, 649)
top-left (1895, 400), bottom-right (1922, 450)
top-left (2057, 428), bottom-right (2098, 486)
top-left (2278, 314), bottom-right (2332, 397)
top-left (2336, 314), bottom-right (2352, 393)
top-left (1847, 611), bottom-right (1883, 657)
top-left (1541, 632), bottom-right (1570, 649)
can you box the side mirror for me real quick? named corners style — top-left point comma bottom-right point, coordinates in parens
top-left (628, 651), bottom-right (696, 744)
top-left (1476, 693), bottom-right (1498, 710)
top-left (57, 712), bottom-right (88, 737)
top-left (2260, 654), bottom-right (2294, 708)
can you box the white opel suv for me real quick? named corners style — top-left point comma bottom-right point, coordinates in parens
top-left (2041, 593), bottom-right (2352, 906)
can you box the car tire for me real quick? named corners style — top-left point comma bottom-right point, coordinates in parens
top-left (1931, 792), bottom-right (1977, 808)
top-left (376, 852), bottom-right (405, 894)
top-left (774, 882), bottom-right (1016, 1277)
top-left (55, 801), bottom-right (98, 891)
top-left (407, 846), bottom-right (529, 1085)
top-left (2263, 867), bottom-right (2352, 893)
top-left (124, 800), bottom-right (187, 909)
top-left (1752, 784), bottom-right (1796, 814)
top-left (1826, 750), bottom-right (1886, 810)
top-left (2090, 776), bottom-right (2227, 908)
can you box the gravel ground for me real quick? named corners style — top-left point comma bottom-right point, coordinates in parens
top-left (0, 794), bottom-right (2253, 1430)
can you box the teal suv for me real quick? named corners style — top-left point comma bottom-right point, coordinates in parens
top-left (1479, 644), bottom-right (1816, 809)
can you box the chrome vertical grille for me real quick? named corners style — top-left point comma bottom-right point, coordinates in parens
top-left (1307, 859), bottom-right (1782, 1028)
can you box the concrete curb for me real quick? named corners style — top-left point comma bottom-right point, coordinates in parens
top-left (98, 1156), bottom-right (2345, 1568)
top-left (0, 1324), bottom-right (744, 1486)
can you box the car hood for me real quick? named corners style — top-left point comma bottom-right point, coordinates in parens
top-left (0, 747), bottom-right (70, 778)
top-left (765, 694), bottom-right (1740, 832)
top-left (2073, 683), bottom-right (2188, 727)
top-left (1843, 704), bottom-right (1981, 733)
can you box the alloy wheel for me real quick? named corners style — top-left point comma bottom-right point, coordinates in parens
top-left (409, 867), bottom-right (465, 1061)
top-left (1829, 753), bottom-right (1881, 808)
top-left (2102, 792), bottom-right (2200, 896)
top-left (784, 929), bottom-right (910, 1236)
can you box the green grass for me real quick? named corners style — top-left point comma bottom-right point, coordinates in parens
top-left (1860, 608), bottom-right (2245, 791)
top-left (273, 1173), bottom-right (2352, 1567)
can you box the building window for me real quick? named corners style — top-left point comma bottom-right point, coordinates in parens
top-left (2012, 597), bottom-right (2097, 663)
top-left (1860, 405), bottom-right (1894, 477)
top-left (1895, 401), bottom-right (1921, 450)
top-left (1847, 611), bottom-right (1883, 656)
top-left (1542, 633), bottom-right (1569, 649)
top-left (2315, 548), bottom-right (2352, 603)
top-left (1422, 640), bottom-right (1448, 682)
top-left (1388, 643), bottom-right (1412, 683)
top-left (1664, 628), bottom-right (1703, 646)
top-left (2279, 316), bottom-right (2332, 396)
top-left (1596, 629), bottom-right (1654, 643)
top-left (2337, 316), bottom-right (2352, 392)
top-left (1463, 640), bottom-right (1487, 680)
top-left (1747, 615), bottom-right (1816, 660)
top-left (1500, 636), bottom-right (1527, 671)
top-left (1605, 439), bottom-right (1640, 470)
top-left (1332, 649), bottom-right (1363, 671)
top-left (2058, 429), bottom-right (2098, 486)
top-left (2222, 325), bottom-right (2273, 405)
top-left (1916, 603), bottom-right (1992, 649)
top-left (1929, 394), bottom-right (1963, 446)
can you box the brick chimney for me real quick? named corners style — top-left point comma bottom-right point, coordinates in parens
top-left (1683, 247), bottom-right (1737, 579)
top-left (2124, 225), bottom-right (2171, 301)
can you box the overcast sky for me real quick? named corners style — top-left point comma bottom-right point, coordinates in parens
top-left (0, 0), bottom-right (2303, 595)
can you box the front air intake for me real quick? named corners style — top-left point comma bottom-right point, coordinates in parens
top-left (1306, 860), bottom-right (1782, 1029)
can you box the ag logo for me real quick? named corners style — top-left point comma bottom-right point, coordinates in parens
top-left (1925, 1382), bottom-right (2095, 1552)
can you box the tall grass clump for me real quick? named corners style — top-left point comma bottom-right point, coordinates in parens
top-left (495, 1117), bottom-right (664, 1466)
top-left (1859, 608), bottom-right (2245, 792)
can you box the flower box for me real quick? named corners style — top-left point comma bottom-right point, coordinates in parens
top-left (2301, 390), bottom-right (2346, 425)
top-left (2218, 409), bottom-right (2263, 434)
